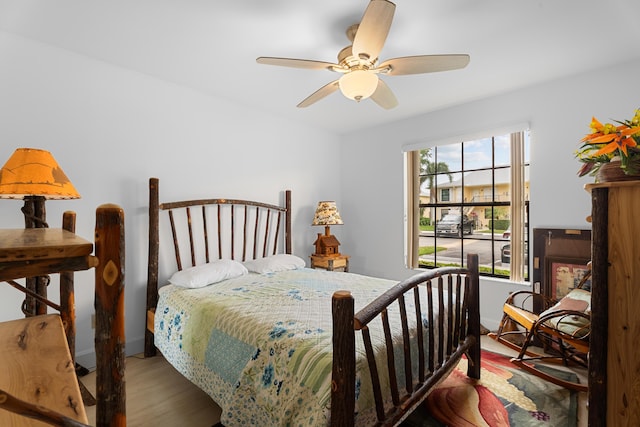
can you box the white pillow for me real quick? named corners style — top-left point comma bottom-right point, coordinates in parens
top-left (243, 254), bottom-right (306, 274)
top-left (168, 259), bottom-right (248, 288)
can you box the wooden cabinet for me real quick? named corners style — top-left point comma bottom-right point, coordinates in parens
top-left (587, 181), bottom-right (640, 427)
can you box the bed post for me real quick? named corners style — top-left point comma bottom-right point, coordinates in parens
top-left (466, 253), bottom-right (481, 379)
top-left (285, 190), bottom-right (292, 254)
top-left (145, 177), bottom-right (160, 357)
top-left (331, 290), bottom-right (355, 427)
top-left (94, 204), bottom-right (126, 427)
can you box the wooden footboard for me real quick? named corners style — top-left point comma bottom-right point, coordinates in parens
top-left (331, 253), bottom-right (480, 427)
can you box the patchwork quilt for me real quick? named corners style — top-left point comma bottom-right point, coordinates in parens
top-left (155, 268), bottom-right (448, 426)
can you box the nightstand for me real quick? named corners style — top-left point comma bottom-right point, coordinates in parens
top-left (310, 254), bottom-right (350, 272)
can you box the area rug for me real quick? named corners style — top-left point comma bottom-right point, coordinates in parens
top-left (403, 350), bottom-right (579, 427)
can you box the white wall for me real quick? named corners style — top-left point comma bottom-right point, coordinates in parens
top-left (2, 27), bottom-right (638, 361)
top-left (0, 31), bottom-right (342, 367)
top-left (339, 58), bottom-right (640, 329)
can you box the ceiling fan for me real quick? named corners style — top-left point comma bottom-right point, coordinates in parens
top-left (256, 0), bottom-right (470, 109)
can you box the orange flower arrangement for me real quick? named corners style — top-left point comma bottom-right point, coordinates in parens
top-left (576, 109), bottom-right (640, 177)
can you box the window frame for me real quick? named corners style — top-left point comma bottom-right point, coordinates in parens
top-left (405, 130), bottom-right (530, 281)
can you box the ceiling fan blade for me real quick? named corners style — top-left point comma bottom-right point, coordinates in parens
top-left (370, 78), bottom-right (398, 109)
top-left (297, 80), bottom-right (340, 108)
top-left (352, 0), bottom-right (396, 61)
top-left (257, 57), bottom-right (342, 71)
top-left (378, 54), bottom-right (470, 76)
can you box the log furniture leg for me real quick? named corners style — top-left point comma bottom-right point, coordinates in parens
top-left (21, 196), bottom-right (49, 316)
top-left (94, 204), bottom-right (126, 427)
top-left (61, 211), bottom-right (97, 406)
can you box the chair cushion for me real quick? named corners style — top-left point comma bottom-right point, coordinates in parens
top-left (539, 288), bottom-right (590, 339)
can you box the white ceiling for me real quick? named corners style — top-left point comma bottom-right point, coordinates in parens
top-left (1, 0), bottom-right (639, 134)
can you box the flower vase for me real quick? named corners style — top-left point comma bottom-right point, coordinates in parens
top-left (596, 161), bottom-right (640, 183)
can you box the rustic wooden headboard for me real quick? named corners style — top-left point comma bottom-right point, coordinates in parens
top-left (144, 177), bottom-right (292, 356)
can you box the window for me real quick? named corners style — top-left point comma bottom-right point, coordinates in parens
top-left (405, 131), bottom-right (530, 281)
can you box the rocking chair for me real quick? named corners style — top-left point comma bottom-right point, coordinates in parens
top-left (489, 268), bottom-right (591, 392)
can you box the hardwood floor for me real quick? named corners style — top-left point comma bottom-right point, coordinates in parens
top-left (82, 336), bottom-right (587, 426)
top-left (82, 354), bottom-right (221, 427)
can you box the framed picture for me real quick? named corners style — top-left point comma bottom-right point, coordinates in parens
top-left (532, 228), bottom-right (591, 310)
top-left (546, 257), bottom-right (590, 300)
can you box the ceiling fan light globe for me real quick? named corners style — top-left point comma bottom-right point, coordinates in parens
top-left (339, 70), bottom-right (378, 102)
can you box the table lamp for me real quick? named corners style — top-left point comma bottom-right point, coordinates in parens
top-left (0, 148), bottom-right (81, 316)
top-left (0, 148), bottom-right (80, 228)
top-left (312, 201), bottom-right (343, 257)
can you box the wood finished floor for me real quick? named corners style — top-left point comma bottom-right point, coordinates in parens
top-left (82, 336), bottom-right (587, 426)
top-left (82, 354), bottom-right (221, 427)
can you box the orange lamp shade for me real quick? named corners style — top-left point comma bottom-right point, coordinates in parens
top-left (0, 148), bottom-right (80, 199)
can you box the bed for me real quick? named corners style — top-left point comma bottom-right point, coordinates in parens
top-left (144, 178), bottom-right (481, 427)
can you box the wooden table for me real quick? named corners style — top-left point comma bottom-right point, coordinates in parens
top-left (0, 228), bottom-right (96, 281)
top-left (0, 226), bottom-right (98, 368)
top-left (310, 254), bottom-right (350, 272)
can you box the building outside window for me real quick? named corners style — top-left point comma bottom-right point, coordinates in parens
top-left (405, 130), bottom-right (530, 281)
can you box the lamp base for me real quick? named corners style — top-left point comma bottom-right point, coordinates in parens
top-left (313, 232), bottom-right (341, 257)
top-left (20, 195), bottom-right (48, 317)
top-left (21, 195), bottom-right (48, 228)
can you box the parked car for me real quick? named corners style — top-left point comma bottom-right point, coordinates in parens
top-left (501, 243), bottom-right (512, 264)
top-left (435, 214), bottom-right (474, 237)
top-left (500, 228), bottom-right (529, 264)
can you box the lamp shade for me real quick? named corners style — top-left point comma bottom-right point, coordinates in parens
top-left (0, 148), bottom-right (80, 199)
top-left (339, 70), bottom-right (378, 102)
top-left (312, 201), bottom-right (343, 226)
